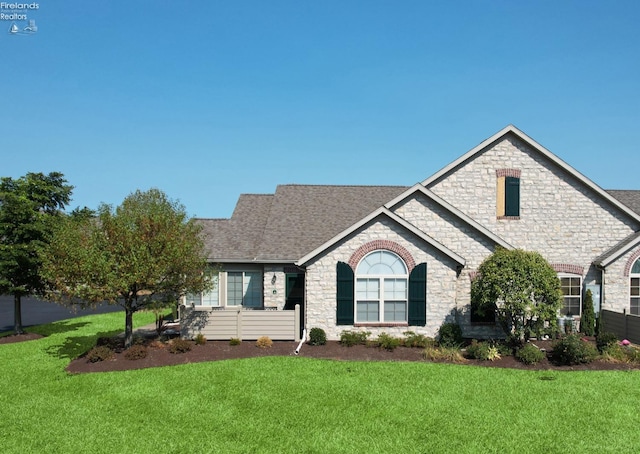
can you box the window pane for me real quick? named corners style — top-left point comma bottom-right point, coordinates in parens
top-left (631, 297), bottom-right (640, 316)
top-left (384, 301), bottom-right (407, 322)
top-left (357, 278), bottom-right (379, 300)
top-left (186, 292), bottom-right (201, 306)
top-left (357, 301), bottom-right (379, 322)
top-left (227, 272), bottom-right (243, 306)
top-left (243, 272), bottom-right (262, 308)
top-left (357, 251), bottom-right (406, 275)
top-left (384, 278), bottom-right (407, 300)
top-left (632, 259), bottom-right (640, 274)
top-left (201, 274), bottom-right (219, 306)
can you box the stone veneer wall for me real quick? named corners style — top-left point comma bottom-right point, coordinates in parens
top-left (602, 246), bottom-right (640, 314)
top-left (427, 135), bottom-right (639, 268)
top-left (305, 216), bottom-right (459, 340)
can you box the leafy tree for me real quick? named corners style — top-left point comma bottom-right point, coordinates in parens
top-left (580, 289), bottom-right (596, 336)
top-left (40, 189), bottom-right (212, 348)
top-left (471, 248), bottom-right (562, 344)
top-left (0, 172), bottom-right (72, 334)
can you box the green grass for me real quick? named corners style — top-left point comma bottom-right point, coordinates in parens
top-left (1, 313), bottom-right (640, 453)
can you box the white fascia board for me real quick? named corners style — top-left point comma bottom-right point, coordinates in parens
top-left (423, 124), bottom-right (640, 223)
top-left (296, 207), bottom-right (465, 267)
top-left (597, 234), bottom-right (640, 268)
top-left (384, 184), bottom-right (513, 250)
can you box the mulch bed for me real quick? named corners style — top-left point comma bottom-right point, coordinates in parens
top-left (3, 331), bottom-right (637, 373)
top-left (65, 338), bottom-right (640, 374)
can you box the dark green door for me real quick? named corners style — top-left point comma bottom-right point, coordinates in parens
top-left (285, 273), bottom-right (305, 337)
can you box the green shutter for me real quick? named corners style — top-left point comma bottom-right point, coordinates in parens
top-left (336, 261), bottom-right (354, 325)
top-left (408, 263), bottom-right (427, 326)
top-left (505, 177), bottom-right (520, 216)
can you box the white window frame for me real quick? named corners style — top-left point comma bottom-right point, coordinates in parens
top-left (226, 270), bottom-right (263, 308)
top-left (630, 259), bottom-right (640, 316)
top-left (559, 274), bottom-right (582, 317)
top-left (355, 251), bottom-right (408, 323)
top-left (186, 269), bottom-right (220, 307)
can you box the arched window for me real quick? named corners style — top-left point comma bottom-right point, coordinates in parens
top-left (355, 251), bottom-right (408, 323)
top-left (631, 259), bottom-right (640, 315)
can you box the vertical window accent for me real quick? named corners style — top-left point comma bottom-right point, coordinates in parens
top-left (631, 259), bottom-right (640, 315)
top-left (496, 169), bottom-right (521, 218)
top-left (408, 263), bottom-right (427, 326)
top-left (355, 251), bottom-right (408, 323)
top-left (336, 261), bottom-right (355, 325)
top-left (560, 275), bottom-right (582, 316)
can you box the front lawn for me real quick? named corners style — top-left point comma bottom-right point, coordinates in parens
top-left (1, 313), bottom-right (639, 453)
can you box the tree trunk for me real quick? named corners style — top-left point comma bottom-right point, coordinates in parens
top-left (124, 307), bottom-right (134, 349)
top-left (14, 294), bottom-right (24, 334)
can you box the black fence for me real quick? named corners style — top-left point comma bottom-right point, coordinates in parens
top-left (601, 309), bottom-right (640, 344)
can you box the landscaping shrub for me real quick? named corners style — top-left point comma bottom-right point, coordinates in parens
top-left (423, 345), bottom-right (465, 363)
top-left (515, 343), bottom-right (545, 365)
top-left (96, 336), bottom-right (123, 351)
top-left (308, 328), bottom-right (327, 346)
top-left (403, 331), bottom-right (434, 348)
top-left (601, 343), bottom-right (640, 364)
top-left (376, 332), bottom-right (402, 351)
top-left (124, 344), bottom-right (148, 360)
top-left (339, 330), bottom-right (370, 347)
top-left (229, 338), bottom-right (241, 346)
top-left (465, 340), bottom-right (500, 361)
top-left (552, 334), bottom-right (598, 365)
top-left (437, 322), bottom-right (463, 347)
top-left (596, 332), bottom-right (618, 353)
top-left (194, 333), bottom-right (207, 345)
top-left (256, 336), bottom-right (273, 348)
top-left (580, 289), bottom-right (596, 336)
top-left (168, 338), bottom-right (193, 354)
top-left (86, 346), bottom-right (113, 363)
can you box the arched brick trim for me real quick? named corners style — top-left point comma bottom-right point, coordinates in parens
top-left (348, 240), bottom-right (416, 272)
top-left (496, 168), bottom-right (521, 178)
top-left (551, 264), bottom-right (584, 275)
top-left (623, 249), bottom-right (640, 277)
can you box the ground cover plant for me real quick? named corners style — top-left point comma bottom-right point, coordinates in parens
top-left (1, 313), bottom-right (640, 453)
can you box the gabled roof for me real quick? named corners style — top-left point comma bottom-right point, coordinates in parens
top-left (594, 231), bottom-right (640, 268)
top-left (423, 125), bottom-right (640, 224)
top-left (297, 207), bottom-right (465, 267)
top-left (384, 183), bottom-right (514, 250)
top-left (200, 185), bottom-right (408, 262)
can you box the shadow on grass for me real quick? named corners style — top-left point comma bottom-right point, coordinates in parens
top-left (28, 320), bottom-right (92, 337)
top-left (45, 329), bottom-right (123, 360)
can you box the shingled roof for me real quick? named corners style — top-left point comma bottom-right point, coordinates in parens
top-left (607, 190), bottom-right (640, 216)
top-left (198, 185), bottom-right (408, 262)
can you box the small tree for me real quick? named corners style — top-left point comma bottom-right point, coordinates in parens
top-left (40, 189), bottom-right (212, 348)
top-left (580, 289), bottom-right (596, 336)
top-left (471, 248), bottom-right (563, 345)
top-left (0, 172), bottom-right (73, 334)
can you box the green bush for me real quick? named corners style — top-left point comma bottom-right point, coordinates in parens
top-left (403, 331), bottom-right (434, 348)
top-left (423, 345), bottom-right (466, 363)
top-left (168, 338), bottom-right (193, 354)
top-left (596, 332), bottom-right (618, 353)
top-left (339, 330), bottom-right (370, 347)
top-left (229, 338), bottom-right (241, 346)
top-left (376, 332), bottom-right (402, 351)
top-left (86, 346), bottom-right (113, 363)
top-left (308, 328), bottom-right (327, 346)
top-left (124, 344), bottom-right (148, 360)
top-left (552, 334), bottom-right (598, 365)
top-left (515, 343), bottom-right (545, 365)
top-left (465, 340), bottom-right (500, 361)
top-left (194, 333), bottom-right (207, 345)
top-left (580, 289), bottom-right (596, 336)
top-left (437, 322), bottom-right (463, 348)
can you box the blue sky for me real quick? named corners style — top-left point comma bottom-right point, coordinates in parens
top-left (2, 1), bottom-right (639, 218)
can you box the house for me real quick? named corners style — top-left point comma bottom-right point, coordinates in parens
top-left (181, 125), bottom-right (640, 341)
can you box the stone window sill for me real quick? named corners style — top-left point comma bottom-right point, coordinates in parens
top-left (354, 323), bottom-right (408, 328)
top-left (497, 216), bottom-right (520, 220)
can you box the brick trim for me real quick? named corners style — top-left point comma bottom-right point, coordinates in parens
top-left (623, 249), bottom-right (640, 277)
top-left (496, 215), bottom-right (521, 221)
top-left (468, 270), bottom-right (480, 281)
top-left (496, 168), bottom-right (521, 178)
top-left (551, 264), bottom-right (584, 276)
top-left (348, 240), bottom-right (416, 272)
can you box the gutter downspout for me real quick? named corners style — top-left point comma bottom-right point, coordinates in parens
top-left (295, 329), bottom-right (307, 355)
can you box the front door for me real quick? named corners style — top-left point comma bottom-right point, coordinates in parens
top-left (285, 273), bottom-right (305, 337)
